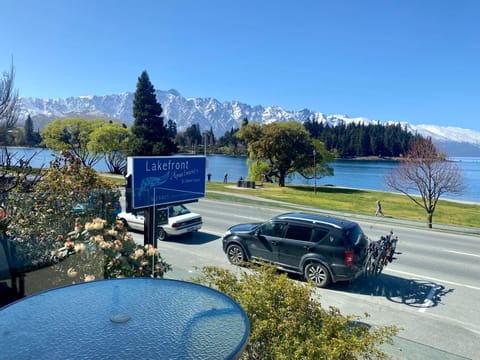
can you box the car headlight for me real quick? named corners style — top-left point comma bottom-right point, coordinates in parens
top-left (223, 230), bottom-right (232, 238)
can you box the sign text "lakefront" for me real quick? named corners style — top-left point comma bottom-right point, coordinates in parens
top-left (145, 159), bottom-right (189, 172)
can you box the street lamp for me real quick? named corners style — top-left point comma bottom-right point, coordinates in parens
top-left (203, 131), bottom-right (207, 156)
top-left (313, 149), bottom-right (317, 194)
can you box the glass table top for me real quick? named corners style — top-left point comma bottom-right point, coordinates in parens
top-left (0, 278), bottom-right (249, 360)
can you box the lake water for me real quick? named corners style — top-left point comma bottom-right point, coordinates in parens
top-left (205, 155), bottom-right (480, 203)
top-left (7, 148), bottom-right (480, 203)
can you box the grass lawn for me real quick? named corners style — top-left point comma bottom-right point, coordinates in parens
top-left (101, 173), bottom-right (479, 229)
top-left (206, 182), bottom-right (480, 229)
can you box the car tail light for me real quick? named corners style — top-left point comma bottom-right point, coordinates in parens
top-left (172, 222), bottom-right (179, 228)
top-left (344, 250), bottom-right (354, 265)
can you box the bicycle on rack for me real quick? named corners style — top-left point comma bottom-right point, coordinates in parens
top-left (364, 231), bottom-right (398, 276)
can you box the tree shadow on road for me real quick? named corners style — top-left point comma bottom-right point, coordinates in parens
top-left (329, 274), bottom-right (455, 309)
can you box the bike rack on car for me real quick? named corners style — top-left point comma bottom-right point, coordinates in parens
top-left (363, 231), bottom-right (399, 276)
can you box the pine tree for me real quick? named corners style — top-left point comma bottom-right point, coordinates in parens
top-left (128, 71), bottom-right (177, 156)
top-left (24, 114), bottom-right (35, 146)
top-left (166, 119), bottom-right (177, 139)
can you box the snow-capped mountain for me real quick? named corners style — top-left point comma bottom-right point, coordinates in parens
top-left (18, 89), bottom-right (480, 157)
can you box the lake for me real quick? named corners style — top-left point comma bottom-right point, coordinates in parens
top-left (7, 147), bottom-right (480, 203)
top-left (205, 155), bottom-right (480, 203)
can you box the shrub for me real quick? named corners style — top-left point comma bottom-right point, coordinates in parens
top-left (194, 265), bottom-right (398, 360)
top-left (4, 150), bottom-right (121, 269)
top-left (49, 217), bottom-right (171, 282)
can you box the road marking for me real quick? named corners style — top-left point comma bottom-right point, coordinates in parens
top-left (385, 268), bottom-right (480, 291)
top-left (418, 284), bottom-right (442, 313)
top-left (444, 250), bottom-right (480, 258)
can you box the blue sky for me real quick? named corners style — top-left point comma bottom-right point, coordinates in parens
top-left (3, 0), bottom-right (480, 131)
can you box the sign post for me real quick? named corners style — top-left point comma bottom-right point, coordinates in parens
top-left (126, 156), bottom-right (206, 246)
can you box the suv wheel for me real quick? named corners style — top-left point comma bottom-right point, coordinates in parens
top-left (226, 244), bottom-right (246, 265)
top-left (304, 262), bottom-right (330, 288)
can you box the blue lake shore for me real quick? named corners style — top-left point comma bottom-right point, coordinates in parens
top-left (8, 148), bottom-right (480, 203)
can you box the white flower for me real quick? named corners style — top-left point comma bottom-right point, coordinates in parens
top-left (74, 243), bottom-right (85, 253)
top-left (67, 267), bottom-right (78, 278)
top-left (85, 222), bottom-right (95, 231)
top-left (134, 249), bottom-right (144, 259)
top-left (99, 241), bottom-right (112, 249)
top-left (84, 275), bottom-right (95, 282)
top-left (146, 247), bottom-right (158, 257)
top-left (106, 229), bottom-right (118, 236)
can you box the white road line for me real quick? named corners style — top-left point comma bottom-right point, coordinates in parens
top-left (418, 284), bottom-right (442, 313)
top-left (384, 268), bottom-right (480, 291)
top-left (444, 250), bottom-right (480, 258)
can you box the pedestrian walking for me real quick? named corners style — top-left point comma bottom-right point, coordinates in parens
top-left (207, 173), bottom-right (212, 182)
top-left (223, 172), bottom-right (228, 183)
top-left (375, 200), bottom-right (384, 216)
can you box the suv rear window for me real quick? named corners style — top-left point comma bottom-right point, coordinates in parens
top-left (285, 225), bottom-right (312, 242)
top-left (313, 228), bottom-right (330, 244)
top-left (345, 225), bottom-right (366, 247)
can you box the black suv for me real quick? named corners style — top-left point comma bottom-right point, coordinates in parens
top-left (222, 212), bottom-right (369, 288)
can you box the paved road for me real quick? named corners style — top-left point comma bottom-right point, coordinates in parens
top-left (130, 196), bottom-right (479, 359)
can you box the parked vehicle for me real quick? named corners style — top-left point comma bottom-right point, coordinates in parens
top-left (222, 212), bottom-right (369, 288)
top-left (73, 199), bottom-right (122, 217)
top-left (72, 190), bottom-right (122, 223)
top-left (117, 204), bottom-right (202, 241)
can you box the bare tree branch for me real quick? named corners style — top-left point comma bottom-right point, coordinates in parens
top-left (385, 137), bottom-right (464, 228)
top-left (0, 62), bottom-right (19, 139)
top-left (0, 61), bottom-right (42, 196)
top-left (0, 146), bottom-right (43, 193)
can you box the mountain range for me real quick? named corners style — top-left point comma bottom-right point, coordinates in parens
top-left (18, 89), bottom-right (480, 157)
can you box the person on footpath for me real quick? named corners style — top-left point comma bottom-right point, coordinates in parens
top-left (375, 200), bottom-right (384, 216)
top-left (223, 172), bottom-right (228, 183)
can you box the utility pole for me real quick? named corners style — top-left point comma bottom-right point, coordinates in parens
top-left (313, 149), bottom-right (317, 194)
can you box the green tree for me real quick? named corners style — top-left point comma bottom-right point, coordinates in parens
top-left (203, 127), bottom-right (215, 154)
top-left (128, 71), bottom-right (177, 156)
top-left (303, 119), bottom-right (419, 158)
top-left (41, 117), bottom-right (106, 167)
top-left (194, 265), bottom-right (398, 360)
top-left (246, 159), bottom-right (270, 182)
top-left (88, 122), bottom-right (129, 174)
top-left (166, 119), bottom-right (177, 139)
top-left (216, 127), bottom-right (246, 156)
top-left (24, 114), bottom-right (35, 146)
top-left (185, 123), bottom-right (202, 150)
top-left (240, 117), bottom-right (249, 128)
top-left (237, 122), bottom-right (333, 187)
top-left (175, 123), bottom-right (214, 154)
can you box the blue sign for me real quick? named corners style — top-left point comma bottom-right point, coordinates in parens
top-left (128, 156), bottom-right (206, 209)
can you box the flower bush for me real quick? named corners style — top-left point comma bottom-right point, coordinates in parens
top-left (8, 150), bottom-right (121, 243)
top-left (2, 150), bottom-right (126, 275)
top-left (1, 150), bottom-right (170, 293)
top-left (50, 217), bottom-right (171, 283)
